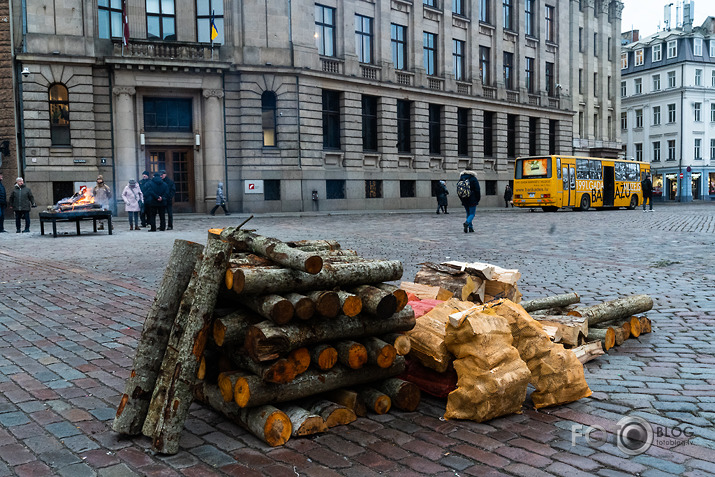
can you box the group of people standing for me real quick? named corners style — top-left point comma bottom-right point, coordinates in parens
top-left (122, 170), bottom-right (176, 232)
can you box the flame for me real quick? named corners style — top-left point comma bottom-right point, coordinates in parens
top-left (55, 187), bottom-right (96, 212)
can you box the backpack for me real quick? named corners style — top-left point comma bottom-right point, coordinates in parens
top-left (456, 178), bottom-right (471, 199)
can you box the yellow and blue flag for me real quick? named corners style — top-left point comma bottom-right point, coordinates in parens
top-left (210, 10), bottom-right (218, 42)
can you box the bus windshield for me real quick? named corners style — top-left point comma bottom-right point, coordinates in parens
top-left (515, 157), bottom-right (552, 179)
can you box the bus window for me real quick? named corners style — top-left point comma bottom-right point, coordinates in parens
top-left (627, 163), bottom-right (638, 181)
top-left (515, 157), bottom-right (552, 179)
top-left (562, 167), bottom-right (568, 190)
top-left (570, 166), bottom-right (576, 189)
top-left (556, 157), bottom-right (561, 179)
top-left (591, 160), bottom-right (602, 180)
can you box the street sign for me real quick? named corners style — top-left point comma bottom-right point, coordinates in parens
top-left (245, 180), bottom-right (264, 194)
top-left (679, 173), bottom-right (684, 179)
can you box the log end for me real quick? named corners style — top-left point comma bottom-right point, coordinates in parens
top-left (316, 346), bottom-right (338, 371)
top-left (346, 344), bottom-right (368, 370)
top-left (376, 344), bottom-right (397, 369)
top-left (213, 320), bottom-right (227, 347)
top-left (393, 382), bottom-right (421, 412)
top-left (234, 377), bottom-right (251, 408)
top-left (197, 355), bottom-right (207, 381)
top-left (342, 295), bottom-right (363, 317)
top-left (294, 298), bottom-right (316, 320)
top-left (294, 415), bottom-right (328, 436)
top-left (324, 408), bottom-right (357, 428)
top-left (264, 409), bottom-right (293, 446)
top-left (218, 372), bottom-right (235, 402)
top-left (288, 347), bottom-right (311, 375)
top-left (316, 292), bottom-right (341, 318)
top-left (376, 295), bottom-right (398, 319)
top-left (271, 299), bottom-right (295, 325)
top-left (392, 289), bottom-right (409, 312)
top-left (304, 256), bottom-right (324, 275)
top-left (604, 327), bottom-right (615, 351)
top-left (264, 359), bottom-right (298, 384)
top-left (630, 316), bottom-right (642, 338)
top-left (393, 335), bottom-right (412, 356)
top-left (372, 395), bottom-right (392, 415)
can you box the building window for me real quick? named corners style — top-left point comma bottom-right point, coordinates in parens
top-left (712, 70), bottom-right (715, 87)
top-left (365, 180), bottom-right (382, 198)
top-left (355, 14), bottom-right (373, 64)
top-left (428, 104), bottom-right (442, 155)
top-left (593, 73), bottom-right (598, 97)
top-left (668, 103), bottom-right (676, 123)
top-left (423, 32), bottom-right (437, 76)
top-left (667, 40), bottom-right (677, 58)
top-left (711, 139), bottom-right (715, 160)
top-left (525, 0), bottom-right (534, 36)
top-left (483, 111), bottom-right (494, 157)
top-left (578, 111), bottom-right (584, 136)
top-left (621, 53), bottom-right (628, 69)
top-left (315, 4), bottom-right (336, 57)
top-left (528, 117), bottom-right (538, 156)
top-left (693, 38), bottom-right (702, 56)
top-left (711, 40), bottom-right (715, 58)
top-left (593, 113), bottom-right (599, 137)
top-left (653, 106), bottom-right (661, 125)
top-left (652, 74), bottom-right (660, 91)
top-left (507, 114), bottom-right (517, 158)
top-left (579, 28), bottom-right (583, 52)
top-left (479, 0), bottom-right (490, 23)
top-left (400, 180), bottom-right (416, 198)
top-left (322, 90), bottom-right (340, 149)
top-left (545, 5), bottom-right (555, 42)
top-left (264, 180), bottom-right (281, 201)
top-left (695, 69), bottom-right (702, 86)
top-left (667, 140), bottom-right (676, 161)
top-left (667, 71), bottom-right (676, 88)
top-left (635, 109), bottom-right (643, 128)
top-left (326, 180), bottom-right (345, 199)
top-left (694, 102), bottom-right (701, 122)
top-left (620, 111), bottom-right (627, 130)
top-left (361, 95), bottom-right (378, 151)
top-left (197, 0), bottom-right (224, 43)
top-left (503, 0), bottom-right (512, 30)
top-left (652, 43), bottom-right (662, 62)
top-left (620, 80), bottom-right (626, 97)
top-left (652, 141), bottom-right (660, 162)
top-left (147, 0), bottom-right (176, 40)
top-left (635, 143), bottom-right (643, 161)
top-left (49, 84), bottom-right (70, 145)
top-left (525, 57), bottom-right (534, 93)
top-left (391, 24), bottom-right (407, 70)
top-left (545, 62), bottom-right (555, 97)
top-left (458, 108), bottom-right (469, 156)
top-left (453, 40), bottom-right (465, 81)
top-left (608, 37), bottom-right (612, 60)
top-left (262, 91), bottom-right (277, 147)
top-left (608, 76), bottom-right (612, 99)
top-left (694, 138), bottom-right (702, 160)
top-left (453, 0), bottom-right (465, 16)
top-left (98, 0), bottom-right (123, 40)
top-left (634, 49), bottom-right (644, 66)
top-left (485, 180), bottom-right (497, 195)
top-left (593, 33), bottom-right (598, 56)
top-left (397, 100), bottom-right (411, 153)
top-left (479, 46), bottom-right (490, 85)
top-left (143, 97), bottom-right (192, 132)
top-left (634, 78), bottom-right (642, 94)
top-left (549, 119), bottom-right (557, 154)
top-left (424, 0), bottom-right (437, 7)
top-left (504, 52), bottom-right (514, 90)
top-left (711, 103), bottom-right (715, 122)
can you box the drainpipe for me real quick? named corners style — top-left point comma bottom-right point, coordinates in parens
top-left (289, 0), bottom-right (304, 211)
top-left (678, 64), bottom-right (684, 202)
top-left (15, 64), bottom-right (26, 177)
top-left (222, 71), bottom-right (229, 207)
top-left (108, 72), bottom-right (117, 215)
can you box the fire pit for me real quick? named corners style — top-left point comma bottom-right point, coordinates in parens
top-left (40, 188), bottom-right (113, 237)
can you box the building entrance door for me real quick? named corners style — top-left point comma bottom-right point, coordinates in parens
top-left (146, 148), bottom-right (195, 212)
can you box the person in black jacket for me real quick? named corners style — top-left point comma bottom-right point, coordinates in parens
top-left (144, 172), bottom-right (170, 231)
top-left (641, 173), bottom-right (653, 211)
top-left (435, 180), bottom-right (449, 214)
top-left (9, 177), bottom-right (37, 233)
top-left (504, 184), bottom-right (513, 208)
top-left (457, 170), bottom-right (481, 233)
top-left (138, 171), bottom-right (150, 227)
top-left (0, 172), bottom-right (6, 233)
top-left (160, 170), bottom-right (176, 230)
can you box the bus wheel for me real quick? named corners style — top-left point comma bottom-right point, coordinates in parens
top-left (628, 195), bottom-right (638, 210)
top-left (579, 194), bottom-right (591, 211)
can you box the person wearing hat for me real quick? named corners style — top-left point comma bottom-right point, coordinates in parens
top-left (9, 177), bottom-right (36, 233)
top-left (0, 172), bottom-right (6, 233)
top-left (122, 179), bottom-right (144, 231)
top-left (435, 180), bottom-right (449, 214)
top-left (138, 171), bottom-right (151, 227)
top-left (93, 175), bottom-right (112, 230)
top-left (144, 171), bottom-right (170, 231)
top-left (160, 170), bottom-right (176, 230)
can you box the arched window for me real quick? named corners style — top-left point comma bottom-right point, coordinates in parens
top-left (49, 84), bottom-right (70, 145)
top-left (262, 91), bottom-right (277, 147)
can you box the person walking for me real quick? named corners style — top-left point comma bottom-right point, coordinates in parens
top-left (0, 172), bottom-right (6, 233)
top-left (122, 179), bottom-right (144, 231)
top-left (138, 171), bottom-right (150, 227)
top-left (210, 182), bottom-right (231, 216)
top-left (456, 170), bottom-right (480, 233)
top-left (641, 173), bottom-right (653, 211)
top-left (504, 184), bottom-right (513, 208)
top-left (144, 172), bottom-right (169, 231)
top-left (160, 170), bottom-right (176, 230)
top-left (93, 175), bottom-right (113, 230)
top-left (9, 177), bottom-right (36, 233)
top-left (435, 180), bottom-right (449, 214)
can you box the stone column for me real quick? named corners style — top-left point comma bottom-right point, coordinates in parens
top-left (202, 89), bottom-right (225, 210)
top-left (112, 87), bottom-right (137, 186)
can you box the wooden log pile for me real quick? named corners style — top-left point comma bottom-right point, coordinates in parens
top-left (112, 230), bottom-right (420, 454)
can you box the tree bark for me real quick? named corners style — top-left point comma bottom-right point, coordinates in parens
top-left (228, 350), bottom-right (298, 384)
top-left (588, 328), bottom-right (615, 351)
top-left (233, 357), bottom-right (406, 408)
top-left (220, 230), bottom-right (324, 274)
top-left (336, 341), bottom-right (368, 370)
top-left (381, 333), bottom-right (411, 356)
top-left (349, 285), bottom-right (397, 319)
top-left (302, 399), bottom-right (356, 428)
top-left (244, 307), bottom-right (416, 362)
top-left (373, 283), bottom-right (409, 312)
top-left (532, 315), bottom-right (588, 347)
top-left (240, 294), bottom-right (295, 325)
top-left (143, 237), bottom-right (232, 454)
top-left (285, 239), bottom-right (341, 251)
top-left (358, 388), bottom-right (391, 415)
top-left (112, 240), bottom-right (204, 436)
top-left (414, 262), bottom-right (483, 302)
top-left (212, 309), bottom-right (259, 347)
top-left (576, 295), bottom-right (653, 327)
top-left (279, 405), bottom-right (327, 436)
top-left (310, 344), bottom-right (338, 371)
top-left (521, 293), bottom-right (581, 312)
top-left (362, 337), bottom-right (396, 369)
top-left (284, 293), bottom-right (315, 320)
top-left (375, 378), bottom-right (421, 412)
top-left (324, 389), bottom-right (366, 417)
top-left (307, 290), bottom-right (341, 318)
top-left (572, 341), bottom-right (605, 364)
top-left (336, 291), bottom-right (362, 317)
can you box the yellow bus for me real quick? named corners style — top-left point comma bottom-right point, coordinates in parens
top-left (512, 156), bottom-right (651, 212)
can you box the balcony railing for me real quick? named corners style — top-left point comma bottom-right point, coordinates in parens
top-left (360, 64), bottom-right (381, 81)
top-left (528, 94), bottom-right (541, 106)
top-left (506, 91), bottom-right (519, 102)
top-left (428, 77), bottom-right (444, 91)
top-left (395, 71), bottom-right (413, 86)
top-left (112, 39), bottom-right (218, 61)
top-left (321, 57), bottom-right (343, 74)
top-left (482, 86), bottom-right (496, 99)
top-left (456, 81), bottom-right (471, 95)
top-left (548, 97), bottom-right (560, 108)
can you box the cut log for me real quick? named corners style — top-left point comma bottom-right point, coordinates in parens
top-left (220, 229), bottom-right (323, 274)
top-left (639, 316), bottom-right (652, 333)
top-left (233, 358), bottom-right (406, 408)
top-left (194, 383), bottom-right (291, 447)
top-left (285, 239), bottom-right (341, 251)
top-left (228, 350), bottom-right (298, 384)
top-left (613, 325), bottom-right (629, 345)
top-left (212, 310), bottom-right (259, 347)
top-left (381, 333), bottom-right (411, 356)
top-left (358, 388), bottom-right (391, 415)
top-left (441, 261), bottom-right (496, 280)
top-left (348, 285), bottom-right (397, 319)
top-left (399, 281), bottom-right (453, 301)
top-left (307, 290), bottom-right (341, 318)
top-left (239, 294), bottom-right (295, 325)
top-left (336, 291), bottom-right (362, 317)
top-left (112, 239), bottom-right (204, 436)
top-left (303, 399), bottom-right (356, 428)
top-left (373, 283), bottom-right (408, 312)
top-left (143, 237), bottom-right (232, 454)
top-left (232, 260), bottom-right (403, 295)
top-left (414, 262), bottom-right (486, 303)
top-left (362, 337), bottom-right (396, 369)
top-left (532, 315), bottom-right (588, 347)
top-left (310, 344), bottom-right (338, 371)
top-left (588, 328), bottom-right (615, 351)
top-left (335, 341), bottom-right (368, 370)
top-left (284, 293), bottom-right (315, 320)
top-left (279, 405), bottom-right (328, 436)
top-left (287, 347), bottom-right (311, 375)
top-left (375, 378), bottom-right (421, 412)
top-left (576, 295), bottom-right (653, 327)
top-left (244, 307), bottom-right (416, 362)
top-left (521, 293), bottom-right (581, 312)
top-left (572, 341), bottom-right (605, 364)
top-left (324, 389), bottom-right (367, 417)
top-left (629, 316), bottom-right (642, 338)
top-left (217, 371), bottom-right (244, 402)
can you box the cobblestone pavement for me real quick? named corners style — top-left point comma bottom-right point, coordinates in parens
top-left (0, 202), bottom-right (714, 476)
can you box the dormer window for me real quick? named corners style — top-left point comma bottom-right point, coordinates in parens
top-left (634, 49), bottom-right (644, 66)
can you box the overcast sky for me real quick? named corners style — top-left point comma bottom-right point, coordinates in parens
top-left (620, 0), bottom-right (709, 38)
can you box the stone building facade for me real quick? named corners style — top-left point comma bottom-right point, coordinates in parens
top-left (11, 0), bottom-right (622, 214)
top-left (0, 0), bottom-right (18, 185)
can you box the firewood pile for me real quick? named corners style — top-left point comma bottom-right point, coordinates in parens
top-left (112, 227), bottom-right (421, 454)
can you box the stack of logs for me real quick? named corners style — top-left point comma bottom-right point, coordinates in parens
top-left (112, 228), bottom-right (421, 454)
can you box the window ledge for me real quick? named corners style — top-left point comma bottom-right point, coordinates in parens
top-left (50, 146), bottom-right (73, 155)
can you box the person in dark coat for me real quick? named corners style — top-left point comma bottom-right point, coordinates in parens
top-left (457, 170), bottom-right (480, 233)
top-left (9, 177), bottom-right (36, 233)
top-left (144, 172), bottom-right (170, 231)
top-left (435, 180), bottom-right (449, 214)
top-left (138, 171), bottom-right (150, 227)
top-left (504, 184), bottom-right (513, 208)
top-left (0, 172), bottom-right (6, 233)
top-left (160, 170), bottom-right (176, 230)
top-left (641, 173), bottom-right (653, 211)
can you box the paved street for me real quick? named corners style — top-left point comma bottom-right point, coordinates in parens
top-left (0, 202), bottom-right (714, 476)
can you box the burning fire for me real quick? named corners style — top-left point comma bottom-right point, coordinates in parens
top-left (53, 187), bottom-right (101, 212)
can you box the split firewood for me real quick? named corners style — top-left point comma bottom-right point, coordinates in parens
top-left (285, 239), bottom-right (341, 251)
top-left (572, 341), bottom-right (605, 364)
top-left (521, 293), bottom-right (580, 313)
top-left (414, 262), bottom-right (484, 302)
top-left (373, 283), bottom-right (408, 312)
top-left (194, 382), bottom-right (291, 447)
top-left (324, 389), bottom-right (367, 417)
top-left (144, 237), bottom-right (232, 454)
top-left (348, 284), bottom-right (397, 319)
top-left (228, 350), bottom-right (298, 384)
top-left (336, 291), bottom-right (362, 317)
top-left (278, 405), bottom-right (328, 436)
top-left (310, 344), bottom-right (338, 371)
top-left (301, 399), bottom-right (357, 427)
top-left (335, 341), bottom-right (368, 370)
top-left (375, 378), bottom-right (421, 412)
top-left (639, 316), bottom-right (652, 333)
top-left (307, 290), bottom-right (341, 318)
top-left (381, 333), bottom-right (411, 356)
top-left (399, 281), bottom-right (453, 301)
top-left (244, 307), bottom-right (416, 362)
top-left (220, 229), bottom-right (324, 274)
top-left (532, 315), bottom-right (588, 347)
top-left (362, 337), bottom-right (397, 369)
top-left (358, 387), bottom-right (391, 415)
top-left (287, 347), bottom-right (311, 375)
top-left (112, 239), bottom-right (204, 436)
top-left (575, 294), bottom-right (653, 327)
top-left (233, 358), bottom-right (406, 408)
top-left (284, 292), bottom-right (315, 320)
top-left (441, 261), bottom-right (495, 280)
top-left (239, 294), bottom-right (295, 325)
top-left (217, 371), bottom-right (244, 402)
top-left (588, 327), bottom-right (615, 351)
top-left (212, 309), bottom-right (258, 347)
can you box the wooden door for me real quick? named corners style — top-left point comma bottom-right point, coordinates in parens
top-left (146, 147), bottom-right (195, 212)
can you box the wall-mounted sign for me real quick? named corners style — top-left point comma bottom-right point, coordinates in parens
top-left (245, 180), bottom-right (264, 194)
top-left (73, 159), bottom-right (86, 163)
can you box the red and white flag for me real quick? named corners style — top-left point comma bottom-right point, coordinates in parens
top-left (122, 0), bottom-right (130, 46)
